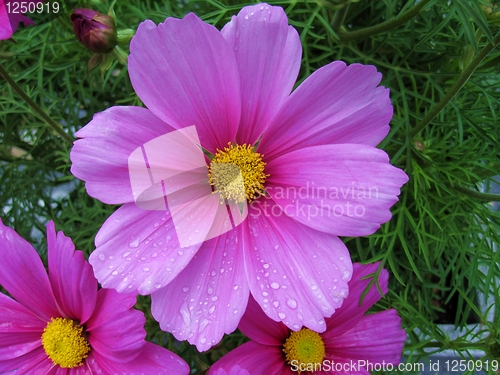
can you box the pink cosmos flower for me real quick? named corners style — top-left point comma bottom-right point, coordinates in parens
top-left (0, 220), bottom-right (189, 374)
top-left (0, 0), bottom-right (44, 40)
top-left (70, 3), bottom-right (408, 351)
top-left (209, 263), bottom-right (406, 375)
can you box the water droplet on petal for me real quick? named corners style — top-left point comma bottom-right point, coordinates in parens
top-left (97, 253), bottom-right (105, 261)
top-left (311, 285), bottom-right (318, 291)
top-left (208, 306), bottom-right (216, 314)
top-left (143, 267), bottom-right (150, 272)
top-left (273, 301), bottom-right (279, 308)
top-left (128, 238), bottom-right (140, 248)
top-left (342, 270), bottom-right (351, 281)
top-left (111, 271), bottom-right (118, 276)
top-left (278, 312), bottom-right (286, 319)
top-left (287, 299), bottom-right (298, 309)
top-left (122, 251), bottom-right (131, 258)
top-left (270, 282), bottom-right (280, 289)
top-left (154, 283), bottom-right (162, 289)
top-left (183, 287), bottom-right (189, 292)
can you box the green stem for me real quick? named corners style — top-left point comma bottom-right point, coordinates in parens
top-left (421, 341), bottom-right (486, 351)
top-left (337, 0), bottom-right (432, 42)
top-left (411, 34), bottom-right (500, 137)
top-left (0, 63), bottom-right (73, 145)
top-left (331, 3), bottom-right (350, 33)
top-left (454, 186), bottom-right (500, 202)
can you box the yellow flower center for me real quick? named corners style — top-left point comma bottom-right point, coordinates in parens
top-left (208, 143), bottom-right (268, 203)
top-left (283, 328), bottom-right (326, 371)
top-left (41, 317), bottom-right (90, 368)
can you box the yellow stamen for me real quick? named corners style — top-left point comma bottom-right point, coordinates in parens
top-left (283, 328), bottom-right (326, 372)
top-left (208, 143), bottom-right (268, 203)
top-left (41, 317), bottom-right (90, 368)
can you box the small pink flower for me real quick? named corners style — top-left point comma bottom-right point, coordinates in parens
top-left (70, 3), bottom-right (408, 351)
top-left (210, 263), bottom-right (406, 375)
top-left (0, 220), bottom-right (189, 374)
top-left (0, 0), bottom-right (44, 40)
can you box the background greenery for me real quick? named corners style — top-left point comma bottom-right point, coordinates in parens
top-left (1, 0), bottom-right (500, 373)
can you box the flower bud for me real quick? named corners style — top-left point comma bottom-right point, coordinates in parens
top-left (70, 9), bottom-right (117, 54)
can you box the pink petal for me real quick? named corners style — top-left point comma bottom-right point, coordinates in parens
top-left (0, 293), bottom-right (45, 360)
top-left (0, 220), bottom-right (58, 320)
top-left (47, 221), bottom-right (97, 325)
top-left (85, 288), bottom-right (145, 363)
top-left (89, 203), bottom-right (201, 295)
top-left (243, 201), bottom-right (353, 333)
top-left (0, 1), bottom-right (13, 39)
top-left (259, 61), bottom-right (392, 160)
top-left (87, 342), bottom-right (189, 375)
top-left (221, 4), bottom-right (301, 145)
top-left (323, 262), bottom-right (388, 337)
top-left (129, 14), bottom-right (241, 153)
top-left (324, 310), bottom-right (406, 365)
top-left (209, 341), bottom-right (289, 375)
top-left (0, 347), bottom-right (52, 374)
top-left (266, 144), bottom-right (408, 236)
top-left (238, 295), bottom-right (289, 346)
top-left (71, 106), bottom-right (174, 205)
top-left (151, 227), bottom-right (249, 352)
top-left (211, 366), bottom-right (251, 375)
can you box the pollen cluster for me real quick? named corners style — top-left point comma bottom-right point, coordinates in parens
top-left (283, 328), bottom-right (326, 371)
top-left (41, 317), bottom-right (90, 368)
top-left (208, 143), bottom-right (268, 203)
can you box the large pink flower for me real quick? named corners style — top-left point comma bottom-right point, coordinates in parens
top-left (209, 263), bottom-right (406, 375)
top-left (0, 220), bottom-right (189, 374)
top-left (70, 3), bottom-right (408, 351)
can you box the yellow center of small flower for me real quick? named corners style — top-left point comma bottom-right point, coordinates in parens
top-left (41, 317), bottom-right (90, 368)
top-left (283, 328), bottom-right (326, 371)
top-left (208, 143), bottom-right (268, 203)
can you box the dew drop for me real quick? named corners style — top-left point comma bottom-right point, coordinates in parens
top-left (97, 253), bottom-right (105, 261)
top-left (273, 301), bottom-right (279, 308)
top-left (311, 285), bottom-right (318, 291)
top-left (233, 309), bottom-right (238, 314)
top-left (143, 267), bottom-right (150, 272)
top-left (122, 251), bottom-right (131, 258)
top-left (208, 306), bottom-right (216, 314)
top-left (263, 263), bottom-right (269, 269)
top-left (212, 296), bottom-right (218, 302)
top-left (178, 250), bottom-right (183, 256)
top-left (154, 283), bottom-right (162, 289)
top-left (108, 265), bottom-right (114, 269)
top-left (286, 299), bottom-right (298, 309)
top-left (183, 286), bottom-right (189, 292)
top-left (342, 270), bottom-right (351, 281)
top-left (111, 271), bottom-right (118, 276)
top-left (278, 312), bottom-right (286, 320)
top-left (128, 238), bottom-right (140, 248)
top-left (270, 282), bottom-right (280, 289)
top-left (200, 337), bottom-right (207, 344)
top-left (233, 285), bottom-right (239, 291)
